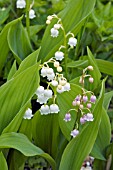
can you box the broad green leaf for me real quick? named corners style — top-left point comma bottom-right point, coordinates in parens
top-left (0, 63), bottom-right (39, 134)
top-left (0, 152), bottom-right (8, 170)
top-left (13, 48), bottom-right (40, 77)
top-left (29, 25), bottom-right (44, 37)
top-left (8, 20), bottom-right (33, 64)
top-left (7, 60), bottom-right (17, 80)
top-left (57, 83), bottom-right (82, 140)
top-left (67, 60), bottom-right (88, 68)
top-left (0, 132), bottom-right (56, 170)
top-left (39, 0), bottom-right (96, 61)
top-left (96, 59), bottom-right (113, 76)
top-left (0, 17), bottom-right (22, 73)
top-left (87, 47), bottom-right (101, 90)
top-left (0, 6), bottom-right (10, 25)
top-left (32, 112), bottom-right (60, 159)
top-left (2, 101), bottom-right (29, 134)
top-left (59, 80), bottom-right (105, 170)
top-left (91, 108), bottom-right (111, 159)
top-left (103, 91), bottom-right (113, 111)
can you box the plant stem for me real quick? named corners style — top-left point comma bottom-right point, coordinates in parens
top-left (26, 0), bottom-right (30, 38)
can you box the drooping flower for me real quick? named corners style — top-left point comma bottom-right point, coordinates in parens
top-left (35, 86), bottom-right (45, 95)
top-left (50, 104), bottom-right (60, 113)
top-left (54, 24), bottom-right (61, 30)
top-left (70, 129), bottom-right (79, 138)
top-left (55, 51), bottom-right (64, 61)
top-left (63, 83), bottom-right (70, 91)
top-left (51, 80), bottom-right (58, 86)
top-left (68, 37), bottom-right (77, 47)
top-left (41, 67), bottom-right (48, 77)
top-left (16, 0), bottom-right (26, 9)
top-left (64, 113), bottom-right (71, 122)
top-left (89, 77), bottom-right (94, 83)
top-left (44, 89), bottom-right (53, 98)
top-left (37, 94), bottom-right (48, 104)
top-left (85, 113), bottom-right (94, 122)
top-left (29, 9), bottom-right (36, 19)
top-left (51, 28), bottom-right (59, 37)
top-left (23, 108), bottom-right (33, 119)
top-left (40, 105), bottom-right (50, 115)
top-left (57, 85), bottom-right (64, 93)
top-left (90, 95), bottom-right (96, 103)
top-left (82, 95), bottom-right (88, 103)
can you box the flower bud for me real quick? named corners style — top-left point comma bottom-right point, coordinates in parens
top-left (76, 101), bottom-right (80, 106)
top-left (89, 77), bottom-right (94, 83)
top-left (79, 104), bottom-right (83, 109)
top-left (90, 95), bottom-right (96, 103)
top-left (83, 95), bottom-right (88, 103)
top-left (70, 129), bottom-right (79, 138)
top-left (54, 61), bottom-right (59, 67)
top-left (57, 66), bottom-right (62, 72)
top-left (87, 103), bottom-right (92, 108)
top-left (87, 65), bottom-right (93, 71)
top-left (72, 101), bottom-right (76, 106)
top-left (47, 15), bottom-right (53, 20)
top-left (59, 79), bottom-right (67, 86)
top-left (46, 20), bottom-right (51, 24)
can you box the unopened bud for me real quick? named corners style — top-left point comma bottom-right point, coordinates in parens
top-left (79, 104), bottom-right (83, 109)
top-left (58, 84), bottom-right (62, 90)
top-left (46, 20), bottom-right (51, 24)
top-left (87, 66), bottom-right (93, 71)
top-left (89, 77), bottom-right (94, 83)
top-left (54, 61), bottom-right (59, 67)
top-left (59, 79), bottom-right (67, 86)
top-left (57, 66), bottom-right (62, 72)
top-left (47, 15), bottom-right (53, 21)
top-left (76, 101), bottom-right (80, 106)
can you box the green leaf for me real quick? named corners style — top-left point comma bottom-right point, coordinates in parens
top-left (0, 17), bottom-right (22, 73)
top-left (103, 91), bottom-right (113, 111)
top-left (0, 63), bottom-right (39, 134)
top-left (59, 80), bottom-right (105, 170)
top-left (7, 60), bottom-right (17, 81)
top-left (0, 6), bottom-right (10, 25)
top-left (13, 48), bottom-right (40, 77)
top-left (91, 108), bottom-right (111, 159)
top-left (0, 132), bottom-right (56, 170)
top-left (57, 83), bottom-right (82, 140)
top-left (2, 101), bottom-right (29, 134)
top-left (96, 59), bottom-right (113, 76)
top-left (0, 152), bottom-right (8, 170)
top-left (67, 60), bottom-right (88, 68)
top-left (32, 112), bottom-right (60, 159)
top-left (39, 0), bottom-right (96, 61)
top-left (8, 19), bottom-right (33, 64)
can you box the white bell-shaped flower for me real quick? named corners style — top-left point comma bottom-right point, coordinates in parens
top-left (29, 9), bottom-right (36, 19)
top-left (37, 94), bottom-right (48, 104)
top-left (23, 108), bottom-right (33, 119)
top-left (41, 67), bottom-right (48, 77)
top-left (16, 0), bottom-right (26, 9)
top-left (44, 89), bottom-right (53, 99)
top-left (35, 86), bottom-right (44, 96)
top-left (40, 105), bottom-right (50, 115)
top-left (63, 83), bottom-right (70, 91)
top-left (68, 37), bottom-right (77, 47)
top-left (51, 80), bottom-right (58, 86)
top-left (50, 104), bottom-right (60, 113)
top-left (57, 85), bottom-right (64, 93)
top-left (51, 28), bottom-right (59, 37)
top-left (55, 51), bottom-right (64, 61)
top-left (47, 73), bottom-right (55, 81)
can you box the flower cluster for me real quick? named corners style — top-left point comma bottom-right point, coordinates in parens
top-left (35, 55), bottom-right (70, 115)
top-left (16, 0), bottom-right (36, 19)
top-left (46, 14), bottom-right (77, 48)
top-left (79, 65), bottom-right (94, 84)
top-left (64, 65), bottom-right (97, 138)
